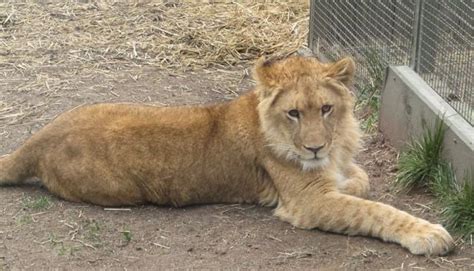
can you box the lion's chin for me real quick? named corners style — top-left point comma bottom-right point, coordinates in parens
top-left (300, 157), bottom-right (329, 171)
top-left (283, 150), bottom-right (330, 171)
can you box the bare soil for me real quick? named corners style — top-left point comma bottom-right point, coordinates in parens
top-left (1, 66), bottom-right (473, 270)
top-left (0, 2), bottom-right (472, 270)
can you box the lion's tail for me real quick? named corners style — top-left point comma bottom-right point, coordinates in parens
top-left (0, 147), bottom-right (37, 185)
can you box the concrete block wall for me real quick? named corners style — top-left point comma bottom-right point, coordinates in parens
top-left (379, 66), bottom-right (473, 184)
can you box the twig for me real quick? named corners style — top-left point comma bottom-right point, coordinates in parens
top-left (267, 235), bottom-right (282, 242)
top-left (103, 208), bottom-right (132, 211)
top-left (153, 242), bottom-right (170, 249)
top-left (74, 239), bottom-right (97, 250)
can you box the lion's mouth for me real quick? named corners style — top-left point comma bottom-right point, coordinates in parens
top-left (300, 150), bottom-right (329, 160)
top-left (301, 156), bottom-right (320, 161)
top-left (299, 154), bottom-right (327, 163)
top-left (298, 156), bottom-right (330, 171)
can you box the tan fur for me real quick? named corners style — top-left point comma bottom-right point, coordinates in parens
top-left (0, 56), bottom-right (453, 255)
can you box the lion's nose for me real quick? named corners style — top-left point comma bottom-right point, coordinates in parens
top-left (304, 144), bottom-right (325, 155)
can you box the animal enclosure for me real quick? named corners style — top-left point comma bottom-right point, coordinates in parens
top-left (1, 1), bottom-right (473, 269)
top-left (309, 0), bottom-right (473, 125)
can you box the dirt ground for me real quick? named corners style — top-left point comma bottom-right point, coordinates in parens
top-left (0, 2), bottom-right (473, 270)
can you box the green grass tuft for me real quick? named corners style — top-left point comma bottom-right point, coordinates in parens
top-left (22, 195), bottom-right (53, 210)
top-left (431, 162), bottom-right (456, 199)
top-left (431, 164), bottom-right (474, 237)
top-left (83, 219), bottom-right (102, 247)
top-left (440, 180), bottom-right (474, 238)
top-left (394, 120), bottom-right (473, 239)
top-left (16, 214), bottom-right (33, 225)
top-left (394, 120), bottom-right (445, 192)
top-left (355, 49), bottom-right (385, 133)
top-left (121, 229), bottom-right (133, 245)
top-left (356, 83), bottom-right (381, 133)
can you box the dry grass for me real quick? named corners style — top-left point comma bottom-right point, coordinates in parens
top-left (0, 1), bottom-right (309, 129)
top-left (0, 1), bottom-right (308, 71)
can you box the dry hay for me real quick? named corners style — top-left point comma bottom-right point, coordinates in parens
top-left (0, 1), bottom-right (309, 132)
top-left (0, 1), bottom-right (309, 71)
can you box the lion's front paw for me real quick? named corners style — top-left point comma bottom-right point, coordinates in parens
top-left (400, 223), bottom-right (454, 256)
top-left (339, 177), bottom-right (370, 198)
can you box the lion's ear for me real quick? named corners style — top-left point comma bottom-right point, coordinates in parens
top-left (253, 56), bottom-right (279, 90)
top-left (324, 57), bottom-right (355, 85)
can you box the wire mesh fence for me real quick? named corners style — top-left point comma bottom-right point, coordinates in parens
top-left (417, 0), bottom-right (473, 125)
top-left (309, 0), bottom-right (473, 125)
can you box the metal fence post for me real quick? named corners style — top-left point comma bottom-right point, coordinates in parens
top-left (410, 0), bottom-right (423, 71)
top-left (419, 1), bottom-right (441, 74)
top-left (308, 0), bottom-right (314, 50)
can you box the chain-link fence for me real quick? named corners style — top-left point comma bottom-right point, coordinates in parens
top-left (309, 0), bottom-right (473, 125)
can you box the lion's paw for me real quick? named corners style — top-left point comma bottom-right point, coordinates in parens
top-left (339, 177), bottom-right (370, 198)
top-left (400, 223), bottom-right (454, 256)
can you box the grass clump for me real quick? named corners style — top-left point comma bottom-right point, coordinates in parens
top-left (440, 179), bottom-right (474, 238)
top-left (119, 228), bottom-right (133, 247)
top-left (121, 229), bottom-right (133, 243)
top-left (355, 49), bottom-right (386, 133)
top-left (83, 219), bottom-right (102, 247)
top-left (431, 162), bottom-right (457, 199)
top-left (432, 163), bottom-right (474, 238)
top-left (16, 214), bottom-right (33, 225)
top-left (394, 121), bottom-right (445, 191)
top-left (22, 195), bottom-right (53, 210)
top-left (394, 120), bottom-right (474, 239)
top-left (357, 83), bottom-right (380, 133)
top-left (47, 232), bottom-right (79, 256)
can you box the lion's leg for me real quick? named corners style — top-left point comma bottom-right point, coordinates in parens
top-left (275, 192), bottom-right (453, 256)
top-left (337, 163), bottom-right (370, 198)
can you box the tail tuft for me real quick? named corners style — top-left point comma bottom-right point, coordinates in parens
top-left (0, 153), bottom-right (33, 185)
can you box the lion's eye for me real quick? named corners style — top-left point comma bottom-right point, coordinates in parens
top-left (287, 109), bottom-right (300, 119)
top-left (321, 105), bottom-right (332, 114)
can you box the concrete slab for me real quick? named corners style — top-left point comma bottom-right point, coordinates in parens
top-left (379, 66), bottom-right (473, 183)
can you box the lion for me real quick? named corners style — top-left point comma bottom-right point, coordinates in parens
top-left (0, 56), bottom-right (453, 256)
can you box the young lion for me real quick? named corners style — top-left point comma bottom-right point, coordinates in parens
top-left (0, 56), bottom-right (453, 256)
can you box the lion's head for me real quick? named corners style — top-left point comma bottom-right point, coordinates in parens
top-left (254, 56), bottom-right (360, 171)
